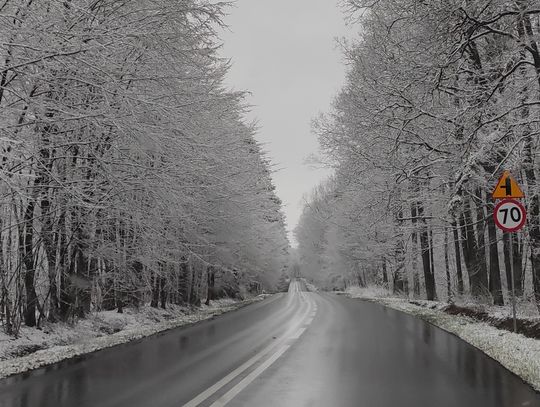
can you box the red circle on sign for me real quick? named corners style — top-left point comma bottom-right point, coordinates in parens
top-left (493, 199), bottom-right (527, 232)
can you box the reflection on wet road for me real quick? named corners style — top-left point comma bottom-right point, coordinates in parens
top-left (0, 281), bottom-right (538, 407)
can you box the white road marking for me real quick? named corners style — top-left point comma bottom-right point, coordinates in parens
top-left (182, 283), bottom-right (317, 407)
top-left (208, 344), bottom-right (291, 407)
top-left (181, 340), bottom-right (282, 407)
top-left (289, 327), bottom-right (306, 340)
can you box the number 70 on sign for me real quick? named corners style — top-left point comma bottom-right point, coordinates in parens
top-left (493, 199), bottom-right (527, 232)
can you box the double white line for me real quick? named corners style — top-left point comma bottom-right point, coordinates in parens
top-left (182, 291), bottom-right (317, 407)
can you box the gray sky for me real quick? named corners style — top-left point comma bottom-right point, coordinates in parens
top-left (219, 1), bottom-right (355, 243)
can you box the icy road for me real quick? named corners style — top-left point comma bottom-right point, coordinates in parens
top-left (0, 280), bottom-right (539, 407)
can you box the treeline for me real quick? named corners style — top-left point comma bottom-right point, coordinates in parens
top-left (0, 0), bottom-right (289, 335)
top-left (296, 0), bottom-right (540, 311)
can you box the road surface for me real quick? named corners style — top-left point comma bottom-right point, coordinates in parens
top-left (0, 280), bottom-right (539, 407)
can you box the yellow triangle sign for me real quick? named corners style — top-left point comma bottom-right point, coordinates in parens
top-left (492, 171), bottom-right (524, 199)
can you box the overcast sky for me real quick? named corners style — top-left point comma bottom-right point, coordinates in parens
top-left (219, 1), bottom-right (355, 243)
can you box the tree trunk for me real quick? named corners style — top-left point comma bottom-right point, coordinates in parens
top-left (206, 266), bottom-right (215, 306)
top-left (524, 141), bottom-right (540, 310)
top-left (0, 220), bottom-right (13, 335)
top-left (460, 197), bottom-right (487, 298)
top-left (160, 275), bottom-right (167, 309)
top-left (381, 257), bottom-right (388, 287)
top-left (393, 243), bottom-right (407, 294)
top-left (58, 214), bottom-right (74, 320)
top-left (487, 203), bottom-right (504, 305)
top-left (429, 229), bottom-right (436, 296)
top-left (189, 263), bottom-right (201, 306)
top-left (21, 201), bottom-right (37, 327)
top-left (177, 257), bottom-right (188, 304)
top-left (66, 219), bottom-right (91, 319)
top-left (131, 260), bottom-right (143, 308)
top-left (393, 211), bottom-right (407, 295)
top-left (444, 226), bottom-right (452, 302)
top-left (451, 219), bottom-right (464, 295)
top-left (417, 202), bottom-right (436, 300)
top-left (410, 202), bottom-right (421, 297)
top-left (37, 142), bottom-right (61, 322)
top-left (474, 189), bottom-right (489, 296)
top-left (150, 271), bottom-right (159, 308)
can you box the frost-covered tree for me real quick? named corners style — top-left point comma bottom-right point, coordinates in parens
top-left (298, 0), bottom-right (540, 311)
top-left (0, 0), bottom-right (289, 334)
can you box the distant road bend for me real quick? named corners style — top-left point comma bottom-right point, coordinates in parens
top-left (0, 280), bottom-right (539, 407)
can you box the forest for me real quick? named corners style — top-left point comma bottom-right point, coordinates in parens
top-left (0, 0), bottom-right (289, 336)
top-left (296, 0), bottom-right (540, 312)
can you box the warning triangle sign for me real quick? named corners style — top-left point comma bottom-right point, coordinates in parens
top-left (492, 171), bottom-right (524, 199)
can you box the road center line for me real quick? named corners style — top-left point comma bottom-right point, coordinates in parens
top-left (207, 317), bottom-right (313, 406)
top-left (180, 340), bottom-right (281, 407)
top-left (208, 344), bottom-right (292, 407)
top-left (181, 293), bottom-right (316, 407)
top-left (289, 327), bottom-right (307, 340)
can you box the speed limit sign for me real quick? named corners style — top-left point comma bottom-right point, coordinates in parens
top-left (493, 199), bottom-right (527, 232)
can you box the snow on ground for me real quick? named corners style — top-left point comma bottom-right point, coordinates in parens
top-left (347, 285), bottom-right (395, 300)
top-left (347, 286), bottom-right (540, 392)
top-left (0, 296), bottom-right (265, 379)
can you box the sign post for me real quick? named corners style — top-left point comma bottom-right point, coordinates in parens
top-left (509, 239), bottom-right (517, 333)
top-left (492, 171), bottom-right (526, 333)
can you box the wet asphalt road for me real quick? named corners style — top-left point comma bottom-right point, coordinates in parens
top-left (0, 280), bottom-right (539, 407)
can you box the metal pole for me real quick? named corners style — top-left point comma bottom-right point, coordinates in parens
top-left (509, 233), bottom-right (517, 333)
